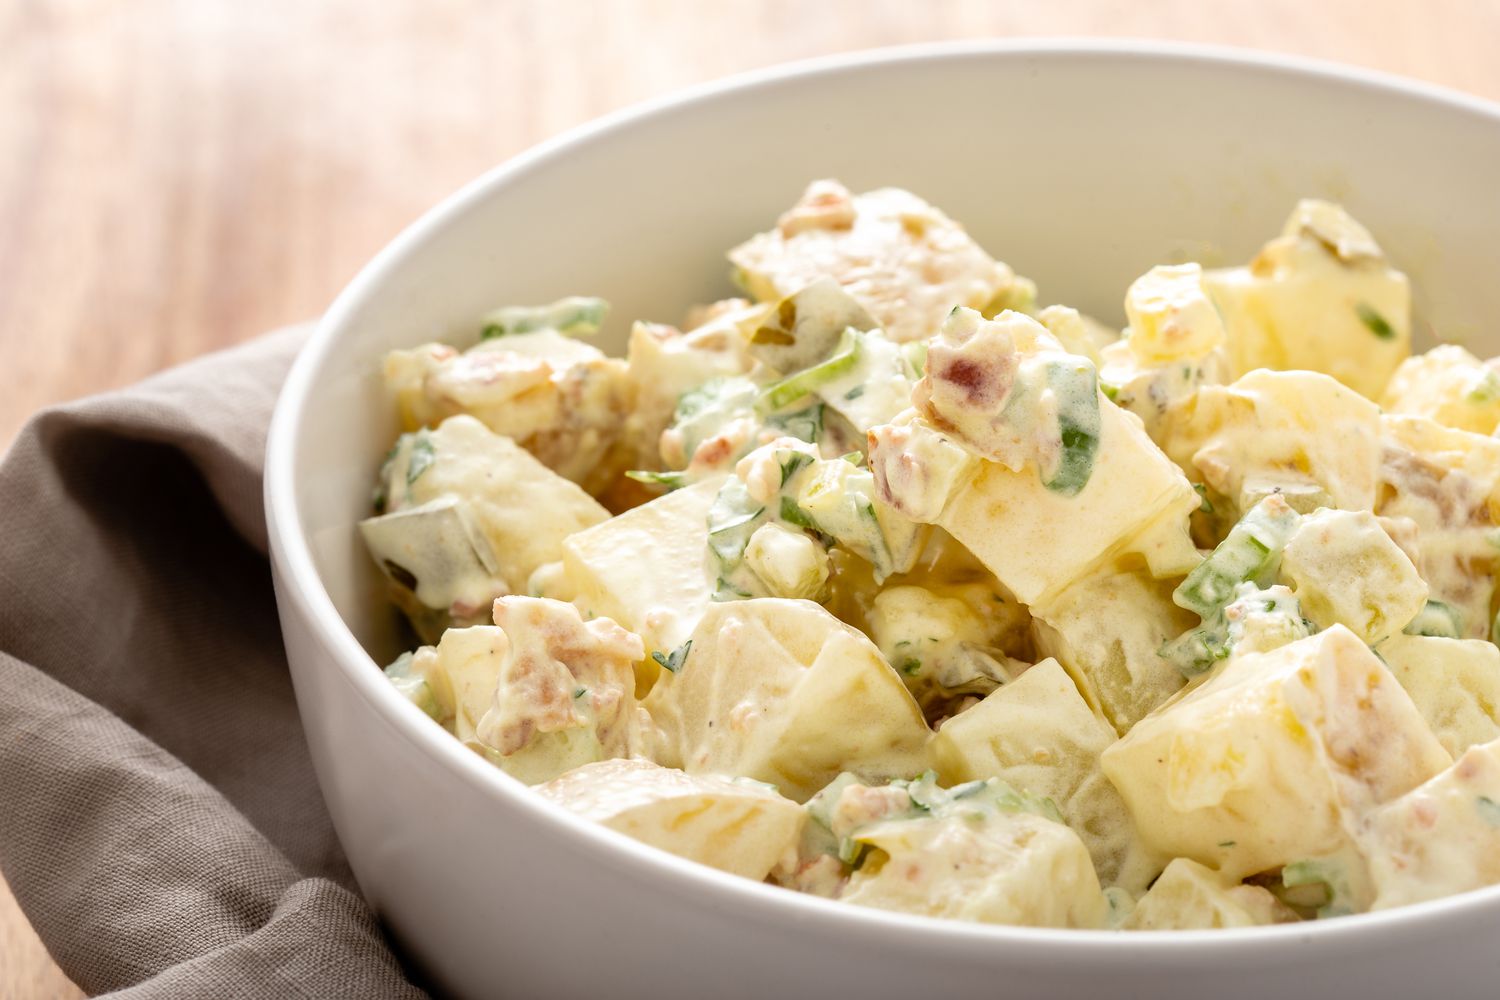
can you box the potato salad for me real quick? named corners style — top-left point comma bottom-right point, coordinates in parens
top-left (361, 180), bottom-right (1500, 931)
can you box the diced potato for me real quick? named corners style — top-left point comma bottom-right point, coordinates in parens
top-left (1101, 626), bottom-right (1451, 880)
top-left (1202, 199), bottom-right (1412, 399)
top-left (1165, 368), bottom-right (1382, 521)
top-left (535, 758), bottom-right (803, 880)
top-left (561, 476), bottom-right (724, 685)
top-left (1125, 858), bottom-right (1294, 930)
top-left (1278, 508), bottom-right (1428, 644)
top-left (940, 423), bottom-right (1197, 607)
top-left (867, 584), bottom-right (1018, 713)
top-left (1382, 345), bottom-right (1500, 435)
top-left (415, 599), bottom-right (650, 785)
top-left (729, 180), bottom-right (1028, 344)
top-left (840, 808), bottom-right (1107, 928)
top-left (622, 307), bottom-right (757, 468)
top-left (1364, 737), bottom-right (1500, 909)
top-left (362, 416), bottom-right (610, 640)
top-left (931, 658), bottom-right (1158, 890)
top-left (1379, 636), bottom-right (1500, 759)
top-left (1037, 304), bottom-right (1117, 366)
top-left (1378, 414), bottom-right (1500, 639)
top-left (643, 599), bottom-right (929, 802)
top-left (384, 322), bottom-right (633, 496)
top-left (1122, 263), bottom-right (1227, 365)
top-left (1031, 562), bottom-right (1197, 732)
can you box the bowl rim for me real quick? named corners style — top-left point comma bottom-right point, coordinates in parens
top-left (265, 36), bottom-right (1500, 956)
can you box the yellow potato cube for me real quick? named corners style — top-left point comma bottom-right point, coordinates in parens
top-left (1122, 263), bottom-right (1227, 365)
top-left (643, 599), bottom-right (929, 802)
top-left (937, 399), bottom-right (1199, 607)
top-left (728, 181), bottom-right (1027, 344)
top-left (1165, 368), bottom-right (1382, 519)
top-left (931, 658), bottom-right (1158, 889)
top-left (1379, 636), bottom-right (1500, 759)
top-left (1101, 626), bottom-right (1450, 879)
top-left (535, 758), bottom-right (804, 881)
top-left (1364, 737), bottom-right (1500, 909)
top-left (1202, 200), bottom-right (1411, 399)
top-left (841, 809), bottom-right (1106, 928)
top-left (1278, 508), bottom-right (1428, 644)
top-left (1125, 858), bottom-right (1294, 930)
top-left (1382, 345), bottom-right (1500, 435)
top-left (1031, 562), bottom-right (1197, 733)
top-left (561, 476), bottom-right (724, 682)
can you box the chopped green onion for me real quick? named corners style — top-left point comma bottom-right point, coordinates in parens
top-left (405, 431), bottom-right (436, 486)
top-left (1355, 303), bottom-right (1396, 341)
top-left (481, 296), bottom-right (608, 339)
top-left (651, 639), bottom-right (693, 675)
top-left (757, 327), bottom-right (861, 411)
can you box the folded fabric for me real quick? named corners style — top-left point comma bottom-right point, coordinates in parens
top-left (0, 329), bottom-right (427, 999)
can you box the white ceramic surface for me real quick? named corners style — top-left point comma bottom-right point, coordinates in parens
top-left (265, 41), bottom-right (1500, 1000)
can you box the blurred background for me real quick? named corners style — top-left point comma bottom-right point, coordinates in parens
top-left (3, 0), bottom-right (1499, 995)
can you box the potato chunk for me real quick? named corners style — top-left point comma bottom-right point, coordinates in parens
top-left (384, 313), bottom-right (632, 495)
top-left (931, 658), bottom-right (1157, 889)
top-left (561, 476), bottom-right (724, 680)
top-left (643, 599), bottom-right (929, 802)
top-left (1377, 414), bottom-right (1500, 639)
top-left (1202, 199), bottom-right (1411, 399)
top-left (361, 415), bottom-right (609, 641)
top-left (869, 310), bottom-right (1198, 607)
top-left (1101, 626), bottom-right (1450, 879)
top-left (1125, 859), bottom-right (1294, 930)
top-left (1031, 560), bottom-right (1197, 733)
top-left (535, 758), bottom-right (803, 880)
top-left (729, 180), bottom-right (1028, 343)
top-left (1379, 636), bottom-right (1500, 759)
top-left (1364, 738), bottom-right (1500, 909)
top-left (1164, 368), bottom-right (1382, 522)
top-left (1278, 508), bottom-right (1428, 644)
top-left (1381, 345), bottom-right (1500, 435)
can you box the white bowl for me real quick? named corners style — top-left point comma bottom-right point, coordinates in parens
top-left (266, 40), bottom-right (1500, 1000)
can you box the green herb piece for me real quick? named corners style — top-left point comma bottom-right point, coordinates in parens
top-left (779, 451), bottom-right (813, 486)
top-left (405, 432), bottom-right (436, 486)
top-left (844, 385), bottom-right (866, 400)
top-left (1174, 498), bottom-right (1301, 618)
top-left (1468, 372), bottom-right (1500, 405)
top-left (1192, 482), bottom-right (1215, 514)
top-left (573, 687), bottom-right (589, 699)
top-left (779, 495), bottom-right (815, 530)
top-left (1477, 796), bottom-right (1500, 826)
top-left (1218, 841), bottom-right (1237, 848)
top-left (706, 479), bottom-right (765, 569)
top-left (651, 639), bottom-right (693, 675)
top-left (625, 469), bottom-right (691, 491)
top-left (1282, 859), bottom-right (1355, 919)
top-left (899, 658), bottom-right (922, 677)
top-left (758, 327), bottom-right (861, 412)
top-left (1041, 361), bottom-right (1101, 497)
top-left (371, 483), bottom-right (388, 515)
top-left (480, 296), bottom-right (608, 339)
top-left (765, 401), bottom-right (825, 445)
top-left (711, 576), bottom-right (753, 602)
top-left (1355, 303), bottom-right (1396, 341)
top-left (1403, 599), bottom-right (1464, 639)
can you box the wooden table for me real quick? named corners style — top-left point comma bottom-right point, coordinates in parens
top-left (3, 1), bottom-right (1499, 995)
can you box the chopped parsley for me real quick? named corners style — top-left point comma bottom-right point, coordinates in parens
top-left (651, 640), bottom-right (693, 675)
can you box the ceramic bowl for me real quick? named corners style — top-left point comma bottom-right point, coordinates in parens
top-left (266, 40), bottom-right (1500, 1000)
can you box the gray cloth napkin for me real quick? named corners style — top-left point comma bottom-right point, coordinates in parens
top-left (0, 329), bottom-right (427, 998)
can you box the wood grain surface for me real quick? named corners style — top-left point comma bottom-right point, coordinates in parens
top-left (3, 1), bottom-right (1499, 996)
